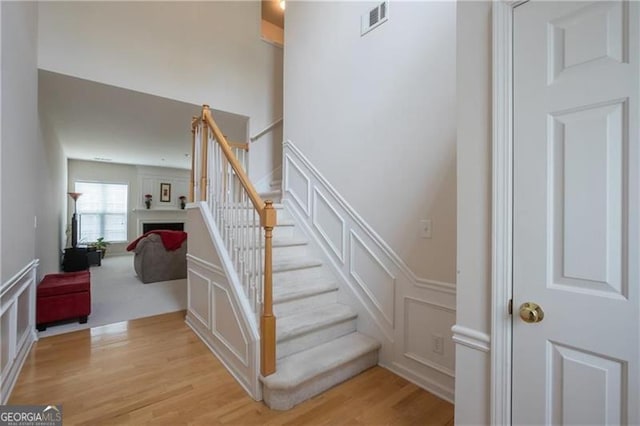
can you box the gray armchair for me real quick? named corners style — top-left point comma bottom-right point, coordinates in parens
top-left (133, 233), bottom-right (187, 283)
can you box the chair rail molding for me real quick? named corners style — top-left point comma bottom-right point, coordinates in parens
top-left (282, 140), bottom-right (456, 402)
top-left (1, 259), bottom-right (39, 404)
top-left (452, 325), bottom-right (491, 353)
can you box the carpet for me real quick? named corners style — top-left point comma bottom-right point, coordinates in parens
top-left (38, 254), bottom-right (187, 337)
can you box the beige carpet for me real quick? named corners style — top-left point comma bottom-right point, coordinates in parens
top-left (38, 254), bottom-right (187, 337)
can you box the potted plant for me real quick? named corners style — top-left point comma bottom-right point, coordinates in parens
top-left (144, 194), bottom-right (152, 209)
top-left (179, 195), bottom-right (187, 209)
top-left (91, 237), bottom-right (110, 258)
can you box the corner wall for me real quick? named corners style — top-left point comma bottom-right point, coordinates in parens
top-left (284, 1), bottom-right (457, 284)
top-left (1, 1), bottom-right (63, 282)
top-left (1, 0), bottom-right (54, 404)
top-left (454, 1), bottom-right (493, 424)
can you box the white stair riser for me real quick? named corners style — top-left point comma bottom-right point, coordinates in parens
top-left (273, 290), bottom-right (338, 317)
top-left (262, 350), bottom-right (379, 410)
top-left (277, 318), bottom-right (356, 360)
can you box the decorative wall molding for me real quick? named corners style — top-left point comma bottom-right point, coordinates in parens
top-left (403, 297), bottom-right (455, 377)
top-left (185, 205), bottom-right (261, 400)
top-left (1, 259), bottom-right (39, 404)
top-left (210, 281), bottom-right (250, 367)
top-left (284, 153), bottom-right (311, 216)
top-left (283, 141), bottom-right (456, 295)
top-left (283, 140), bottom-right (457, 399)
top-left (312, 188), bottom-right (346, 264)
top-left (350, 231), bottom-right (395, 328)
top-left (452, 325), bottom-right (491, 353)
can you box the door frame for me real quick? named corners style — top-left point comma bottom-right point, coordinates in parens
top-left (491, 1), bottom-right (527, 424)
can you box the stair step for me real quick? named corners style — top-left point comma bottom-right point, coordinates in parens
top-left (270, 180), bottom-right (282, 189)
top-left (261, 332), bottom-right (381, 410)
top-left (276, 304), bottom-right (357, 359)
top-left (273, 256), bottom-right (322, 273)
top-left (273, 268), bottom-right (337, 302)
top-left (273, 267), bottom-right (338, 317)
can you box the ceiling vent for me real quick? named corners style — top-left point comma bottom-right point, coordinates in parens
top-left (361, 1), bottom-right (389, 36)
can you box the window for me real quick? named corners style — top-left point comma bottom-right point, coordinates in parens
top-left (75, 182), bottom-right (128, 243)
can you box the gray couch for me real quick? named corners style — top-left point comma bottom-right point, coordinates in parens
top-left (133, 233), bottom-right (187, 283)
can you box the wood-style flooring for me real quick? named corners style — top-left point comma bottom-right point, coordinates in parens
top-left (9, 311), bottom-right (454, 425)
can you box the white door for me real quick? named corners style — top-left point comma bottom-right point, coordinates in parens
top-left (513, 1), bottom-right (639, 424)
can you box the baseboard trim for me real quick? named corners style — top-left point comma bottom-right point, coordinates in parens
top-left (386, 361), bottom-right (454, 404)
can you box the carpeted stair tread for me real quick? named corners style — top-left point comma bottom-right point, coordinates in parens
top-left (276, 304), bottom-right (356, 342)
top-left (273, 256), bottom-right (322, 273)
top-left (273, 274), bottom-right (337, 303)
top-left (261, 332), bottom-right (380, 390)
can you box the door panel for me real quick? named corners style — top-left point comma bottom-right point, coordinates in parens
top-left (513, 1), bottom-right (638, 424)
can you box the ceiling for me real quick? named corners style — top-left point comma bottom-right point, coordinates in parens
top-left (39, 70), bottom-right (248, 170)
top-left (262, 0), bottom-right (284, 28)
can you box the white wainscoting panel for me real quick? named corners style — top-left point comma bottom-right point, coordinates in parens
top-left (212, 283), bottom-right (249, 367)
top-left (284, 153), bottom-right (311, 216)
top-left (185, 204), bottom-right (261, 400)
top-left (350, 231), bottom-right (395, 328)
top-left (187, 269), bottom-right (210, 329)
top-left (313, 188), bottom-right (346, 263)
top-left (282, 140), bottom-right (457, 402)
top-left (403, 297), bottom-right (455, 377)
top-left (0, 260), bottom-right (39, 404)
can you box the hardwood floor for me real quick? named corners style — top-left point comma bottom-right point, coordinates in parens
top-left (9, 311), bottom-right (454, 425)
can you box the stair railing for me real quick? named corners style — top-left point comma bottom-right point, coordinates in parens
top-left (190, 105), bottom-right (277, 377)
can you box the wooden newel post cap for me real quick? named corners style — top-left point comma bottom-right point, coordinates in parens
top-left (261, 200), bottom-right (277, 228)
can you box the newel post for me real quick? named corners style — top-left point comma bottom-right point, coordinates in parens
top-left (261, 200), bottom-right (277, 376)
top-left (200, 105), bottom-right (210, 202)
top-left (189, 116), bottom-right (198, 202)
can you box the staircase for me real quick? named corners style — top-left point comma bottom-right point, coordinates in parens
top-left (257, 198), bottom-right (381, 410)
top-left (189, 106), bottom-right (380, 411)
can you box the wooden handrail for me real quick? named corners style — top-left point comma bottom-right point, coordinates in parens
top-left (202, 107), bottom-right (275, 227)
top-left (196, 105), bottom-right (277, 376)
top-left (189, 115), bottom-right (198, 202)
top-left (200, 107), bottom-right (209, 202)
top-left (228, 141), bottom-right (249, 151)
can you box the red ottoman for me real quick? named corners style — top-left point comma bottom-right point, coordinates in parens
top-left (36, 270), bottom-right (91, 331)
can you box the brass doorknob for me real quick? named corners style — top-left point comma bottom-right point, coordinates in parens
top-left (519, 302), bottom-right (544, 323)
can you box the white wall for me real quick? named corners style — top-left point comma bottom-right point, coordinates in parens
top-left (1, 1), bottom-right (48, 403)
top-left (37, 1), bottom-right (283, 185)
top-left (1, 1), bottom-right (63, 282)
top-left (67, 160), bottom-right (189, 255)
top-left (454, 1), bottom-right (493, 424)
top-left (284, 1), bottom-right (457, 284)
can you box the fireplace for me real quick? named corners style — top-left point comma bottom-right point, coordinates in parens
top-left (143, 222), bottom-right (184, 233)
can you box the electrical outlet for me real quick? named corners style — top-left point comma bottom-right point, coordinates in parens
top-left (432, 334), bottom-right (444, 355)
top-left (420, 219), bottom-right (432, 239)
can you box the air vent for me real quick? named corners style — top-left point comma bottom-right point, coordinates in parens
top-left (361, 1), bottom-right (389, 36)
